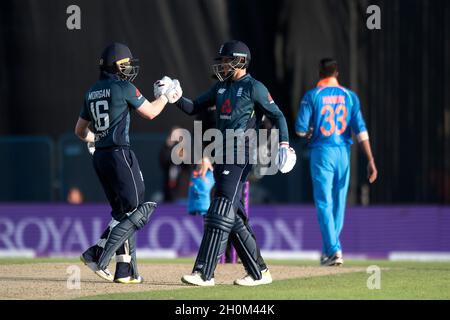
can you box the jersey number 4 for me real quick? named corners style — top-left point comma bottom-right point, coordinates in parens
top-left (90, 100), bottom-right (109, 131)
top-left (320, 105), bottom-right (347, 136)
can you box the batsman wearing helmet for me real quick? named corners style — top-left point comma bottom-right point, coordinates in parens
top-left (154, 40), bottom-right (296, 286)
top-left (74, 43), bottom-right (178, 284)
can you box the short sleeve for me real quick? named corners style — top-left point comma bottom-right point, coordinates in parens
top-left (295, 92), bottom-right (313, 133)
top-left (121, 81), bottom-right (146, 109)
top-left (349, 92), bottom-right (367, 135)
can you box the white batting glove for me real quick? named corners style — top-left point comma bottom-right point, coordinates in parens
top-left (165, 79), bottom-right (183, 103)
top-left (87, 142), bottom-right (95, 155)
top-left (153, 76), bottom-right (173, 98)
top-left (276, 142), bottom-right (296, 173)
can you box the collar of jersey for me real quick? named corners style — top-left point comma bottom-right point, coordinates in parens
top-left (230, 73), bottom-right (250, 82)
top-left (316, 77), bottom-right (339, 87)
top-left (100, 71), bottom-right (121, 81)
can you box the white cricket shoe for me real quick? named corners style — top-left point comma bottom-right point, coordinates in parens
top-left (234, 269), bottom-right (273, 286)
top-left (80, 255), bottom-right (114, 282)
top-left (181, 272), bottom-right (215, 287)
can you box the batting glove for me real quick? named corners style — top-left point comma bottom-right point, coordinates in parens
top-left (165, 79), bottom-right (183, 103)
top-left (276, 142), bottom-right (296, 173)
top-left (153, 76), bottom-right (173, 99)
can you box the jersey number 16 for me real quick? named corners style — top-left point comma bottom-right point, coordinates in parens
top-left (90, 100), bottom-right (109, 131)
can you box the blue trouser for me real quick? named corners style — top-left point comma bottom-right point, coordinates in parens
top-left (310, 145), bottom-right (350, 257)
top-left (93, 146), bottom-right (145, 278)
top-left (93, 147), bottom-right (145, 221)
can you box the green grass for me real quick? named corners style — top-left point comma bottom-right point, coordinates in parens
top-left (82, 263), bottom-right (450, 300)
top-left (2, 258), bottom-right (450, 299)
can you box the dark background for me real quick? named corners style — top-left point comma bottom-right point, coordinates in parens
top-left (0, 0), bottom-right (448, 204)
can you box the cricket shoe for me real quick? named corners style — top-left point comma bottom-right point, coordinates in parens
top-left (80, 246), bottom-right (114, 282)
top-left (181, 272), bottom-right (215, 287)
top-left (234, 268), bottom-right (273, 286)
top-left (322, 251), bottom-right (344, 266)
top-left (320, 253), bottom-right (329, 266)
top-left (114, 275), bottom-right (144, 284)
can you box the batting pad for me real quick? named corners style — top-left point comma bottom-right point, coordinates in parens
top-left (97, 201), bottom-right (157, 271)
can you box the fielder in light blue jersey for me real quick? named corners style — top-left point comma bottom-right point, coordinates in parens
top-left (295, 58), bottom-right (378, 266)
top-left (188, 168), bottom-right (215, 216)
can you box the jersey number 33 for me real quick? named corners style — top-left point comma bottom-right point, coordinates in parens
top-left (320, 104), bottom-right (347, 137)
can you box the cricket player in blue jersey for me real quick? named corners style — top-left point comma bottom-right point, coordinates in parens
top-left (188, 160), bottom-right (215, 216)
top-left (295, 58), bottom-right (378, 266)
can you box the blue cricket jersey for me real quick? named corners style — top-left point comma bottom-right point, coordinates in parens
top-left (295, 77), bottom-right (368, 148)
top-left (187, 170), bottom-right (215, 215)
top-left (80, 72), bottom-right (146, 148)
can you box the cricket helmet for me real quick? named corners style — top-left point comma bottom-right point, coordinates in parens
top-left (99, 42), bottom-right (140, 82)
top-left (212, 40), bottom-right (251, 81)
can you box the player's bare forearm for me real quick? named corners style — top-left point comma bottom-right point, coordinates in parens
top-left (359, 139), bottom-right (378, 183)
top-left (77, 129), bottom-right (95, 143)
top-left (136, 96), bottom-right (169, 120)
top-left (149, 95), bottom-right (169, 119)
top-left (360, 139), bottom-right (374, 162)
top-left (75, 117), bottom-right (95, 143)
